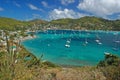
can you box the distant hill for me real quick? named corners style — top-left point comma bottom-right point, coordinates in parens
top-left (28, 19), bottom-right (47, 25)
top-left (0, 16), bottom-right (120, 31)
top-left (0, 17), bottom-right (47, 31)
top-left (50, 16), bottom-right (119, 30)
top-left (0, 17), bottom-right (29, 30)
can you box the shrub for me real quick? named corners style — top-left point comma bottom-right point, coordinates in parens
top-left (98, 53), bottom-right (120, 80)
top-left (97, 53), bottom-right (120, 67)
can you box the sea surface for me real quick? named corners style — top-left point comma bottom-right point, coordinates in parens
top-left (22, 30), bottom-right (120, 66)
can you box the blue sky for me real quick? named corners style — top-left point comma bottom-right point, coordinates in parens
top-left (0, 0), bottom-right (120, 21)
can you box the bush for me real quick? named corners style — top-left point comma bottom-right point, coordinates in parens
top-left (42, 61), bottom-right (58, 68)
top-left (97, 53), bottom-right (120, 67)
top-left (100, 66), bottom-right (120, 80)
top-left (98, 53), bottom-right (120, 80)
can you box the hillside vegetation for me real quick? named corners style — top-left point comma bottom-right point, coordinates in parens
top-left (0, 17), bottom-right (46, 31)
top-left (50, 16), bottom-right (119, 30)
top-left (0, 16), bottom-right (120, 31)
top-left (0, 17), bottom-right (29, 30)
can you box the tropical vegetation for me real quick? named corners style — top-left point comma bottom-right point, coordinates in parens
top-left (1, 16), bottom-right (120, 31)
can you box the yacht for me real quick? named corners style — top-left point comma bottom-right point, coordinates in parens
top-left (65, 44), bottom-right (70, 48)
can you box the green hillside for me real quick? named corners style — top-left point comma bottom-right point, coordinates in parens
top-left (50, 16), bottom-right (117, 30)
top-left (29, 19), bottom-right (47, 25)
top-left (0, 16), bottom-right (120, 31)
top-left (0, 17), bottom-right (47, 31)
top-left (0, 17), bottom-right (29, 30)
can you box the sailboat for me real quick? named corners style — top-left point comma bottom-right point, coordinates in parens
top-left (112, 47), bottom-right (119, 51)
top-left (85, 38), bottom-right (88, 44)
top-left (85, 32), bottom-right (89, 44)
top-left (65, 39), bottom-right (71, 48)
top-left (104, 52), bottom-right (110, 55)
top-left (65, 44), bottom-right (70, 48)
top-left (112, 32), bottom-right (119, 51)
top-left (114, 40), bottom-right (120, 43)
top-left (95, 32), bottom-right (102, 45)
top-left (66, 39), bottom-right (71, 43)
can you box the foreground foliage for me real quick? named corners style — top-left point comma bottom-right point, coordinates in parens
top-left (98, 53), bottom-right (120, 80)
top-left (0, 47), bottom-right (59, 80)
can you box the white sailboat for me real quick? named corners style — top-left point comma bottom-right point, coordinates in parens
top-left (66, 39), bottom-right (71, 43)
top-left (65, 44), bottom-right (70, 48)
top-left (112, 47), bottom-right (119, 51)
top-left (104, 52), bottom-right (110, 55)
top-left (95, 32), bottom-right (102, 45)
top-left (65, 39), bottom-right (71, 48)
top-left (85, 32), bottom-right (89, 44)
top-left (85, 38), bottom-right (88, 44)
top-left (98, 42), bottom-right (102, 45)
top-left (112, 32), bottom-right (119, 51)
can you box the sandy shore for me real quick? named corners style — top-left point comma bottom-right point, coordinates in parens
top-left (21, 35), bottom-right (37, 41)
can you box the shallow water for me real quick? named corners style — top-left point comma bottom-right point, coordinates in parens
top-left (22, 30), bottom-right (120, 66)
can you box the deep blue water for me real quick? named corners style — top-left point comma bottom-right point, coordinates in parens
top-left (22, 30), bottom-right (120, 66)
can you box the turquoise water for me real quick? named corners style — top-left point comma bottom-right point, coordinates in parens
top-left (22, 30), bottom-right (120, 66)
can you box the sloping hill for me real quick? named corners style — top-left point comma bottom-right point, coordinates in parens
top-left (50, 18), bottom-right (73, 25)
top-left (0, 17), bottom-right (29, 30)
top-left (50, 16), bottom-right (115, 30)
top-left (0, 16), bottom-right (120, 31)
top-left (0, 17), bottom-right (47, 31)
top-left (29, 19), bottom-right (47, 25)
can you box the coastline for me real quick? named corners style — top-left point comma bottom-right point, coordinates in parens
top-left (21, 35), bottom-right (37, 42)
top-left (47, 29), bottom-right (120, 33)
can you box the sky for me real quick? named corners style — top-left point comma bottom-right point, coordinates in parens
top-left (0, 0), bottom-right (120, 21)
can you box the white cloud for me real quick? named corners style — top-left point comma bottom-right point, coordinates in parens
top-left (25, 14), bottom-right (42, 21)
top-left (49, 8), bottom-right (88, 20)
top-left (77, 0), bottom-right (120, 17)
top-left (32, 14), bottom-right (41, 18)
top-left (28, 3), bottom-right (43, 11)
top-left (0, 7), bottom-right (4, 11)
top-left (116, 15), bottom-right (120, 20)
top-left (14, 2), bottom-right (21, 7)
top-left (41, 1), bottom-right (48, 8)
top-left (61, 0), bottom-right (75, 5)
